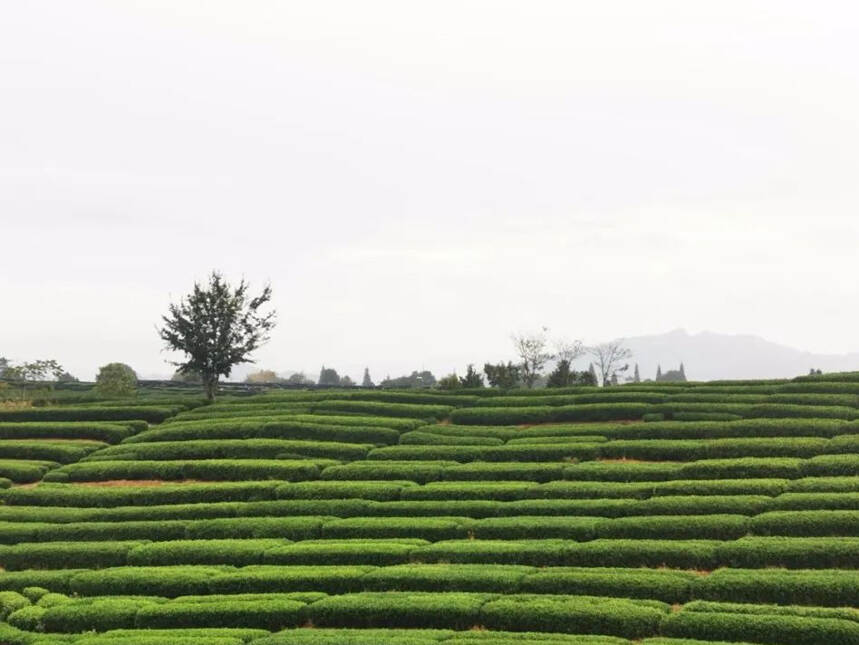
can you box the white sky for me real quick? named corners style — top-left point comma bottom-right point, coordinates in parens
top-left (2, 1), bottom-right (858, 381)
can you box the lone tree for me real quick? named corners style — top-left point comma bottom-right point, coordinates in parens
top-left (159, 271), bottom-right (276, 401)
top-left (95, 363), bottom-right (137, 398)
top-left (511, 327), bottom-right (553, 389)
top-left (588, 340), bottom-right (633, 387)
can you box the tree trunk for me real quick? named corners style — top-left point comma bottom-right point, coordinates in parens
top-left (204, 376), bottom-right (218, 402)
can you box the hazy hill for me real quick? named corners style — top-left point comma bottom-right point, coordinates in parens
top-left (612, 329), bottom-right (859, 382)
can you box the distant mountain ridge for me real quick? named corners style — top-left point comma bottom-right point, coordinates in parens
top-left (604, 329), bottom-right (859, 382)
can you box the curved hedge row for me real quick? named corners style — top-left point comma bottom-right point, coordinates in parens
top-left (0, 407), bottom-right (175, 424)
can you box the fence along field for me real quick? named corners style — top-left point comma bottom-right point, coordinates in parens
top-left (1, 375), bottom-right (859, 644)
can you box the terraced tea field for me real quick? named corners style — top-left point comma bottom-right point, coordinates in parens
top-left (1, 376), bottom-right (859, 645)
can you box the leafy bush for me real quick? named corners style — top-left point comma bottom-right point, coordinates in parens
top-left (479, 594), bottom-right (667, 638)
top-left (0, 407), bottom-right (174, 423)
top-left (715, 537), bottom-right (859, 568)
top-left (693, 568), bottom-right (859, 606)
top-left (750, 510), bottom-right (859, 537)
top-left (450, 404), bottom-right (654, 426)
top-left (662, 608), bottom-right (859, 645)
top-left (0, 422), bottom-right (135, 443)
top-left (306, 591), bottom-right (490, 629)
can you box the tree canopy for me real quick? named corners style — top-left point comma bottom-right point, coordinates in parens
top-left (159, 271), bottom-right (276, 401)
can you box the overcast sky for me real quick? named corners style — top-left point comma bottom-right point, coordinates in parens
top-left (2, 1), bottom-right (858, 381)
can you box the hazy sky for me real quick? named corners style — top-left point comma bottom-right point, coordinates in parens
top-left (2, 1), bottom-right (859, 381)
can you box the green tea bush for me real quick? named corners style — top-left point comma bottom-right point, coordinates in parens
top-left (3, 481), bottom-right (283, 507)
top-left (321, 517), bottom-right (469, 541)
top-left (802, 455), bottom-right (859, 477)
top-left (0, 591), bottom-right (31, 619)
top-left (0, 407), bottom-right (174, 423)
top-left (275, 481), bottom-right (411, 501)
top-left (597, 438), bottom-right (829, 461)
top-left (564, 462), bottom-right (683, 482)
top-left (127, 420), bottom-right (399, 446)
top-left (94, 439), bottom-right (371, 462)
top-left (678, 458), bottom-right (803, 480)
top-left (771, 492), bottom-right (859, 510)
top-left (450, 404), bottom-right (654, 426)
top-left (399, 432), bottom-right (504, 446)
top-left (661, 608), bottom-right (859, 645)
top-left (361, 564), bottom-right (532, 593)
top-left (135, 597), bottom-right (305, 630)
top-left (442, 462), bottom-right (566, 483)
top-left (479, 594), bottom-right (667, 638)
top-left (367, 446), bottom-right (488, 462)
top-left (715, 536), bottom-right (859, 568)
top-left (750, 510), bottom-right (859, 536)
top-left (207, 565), bottom-right (374, 594)
top-left (0, 460), bottom-right (57, 483)
top-left (263, 539), bottom-right (426, 566)
top-left (400, 482), bottom-right (535, 501)
top-left (0, 540), bottom-right (145, 570)
top-left (310, 401), bottom-right (453, 421)
top-left (68, 567), bottom-right (224, 597)
top-left (127, 539), bottom-right (286, 566)
top-left (0, 422), bottom-right (135, 443)
top-left (0, 441), bottom-right (107, 464)
top-left (519, 568), bottom-right (695, 603)
top-left (593, 515), bottom-right (749, 540)
top-left (470, 516), bottom-right (601, 540)
top-left (306, 591), bottom-right (490, 629)
top-left (43, 459), bottom-right (332, 483)
top-left (692, 568), bottom-right (859, 606)
top-left (320, 461), bottom-right (455, 484)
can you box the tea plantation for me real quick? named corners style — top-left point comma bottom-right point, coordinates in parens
top-left (1, 375), bottom-right (859, 644)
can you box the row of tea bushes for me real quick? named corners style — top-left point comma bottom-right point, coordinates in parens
top-left (0, 422), bottom-right (143, 443)
top-left (4, 535), bottom-right (858, 571)
top-left (4, 587), bottom-right (859, 642)
top-left (0, 408), bottom-right (177, 424)
top-left (41, 460), bottom-right (339, 483)
top-left (126, 420), bottom-right (401, 445)
top-left (11, 475), bottom-right (859, 509)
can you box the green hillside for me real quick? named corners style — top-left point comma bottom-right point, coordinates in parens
top-left (1, 375), bottom-right (859, 644)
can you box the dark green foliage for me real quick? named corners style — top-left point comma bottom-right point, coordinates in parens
top-left (361, 564), bottom-right (531, 593)
top-left (0, 407), bottom-right (174, 423)
top-left (593, 514), bottom-right (750, 540)
top-left (93, 439), bottom-right (371, 462)
top-left (450, 404), bottom-right (654, 426)
top-left (307, 591), bottom-right (491, 629)
top-left (400, 432), bottom-right (505, 446)
top-left (207, 566), bottom-right (374, 594)
top-left (564, 462), bottom-right (683, 482)
top-left (275, 481), bottom-right (411, 501)
top-left (715, 537), bottom-right (859, 568)
top-left (693, 568), bottom-right (859, 606)
top-left (519, 568), bottom-right (695, 603)
top-left (43, 459), bottom-right (332, 483)
top-left (127, 539), bottom-right (286, 566)
top-left (443, 462), bottom-right (566, 482)
top-left (321, 517), bottom-right (469, 540)
top-left (321, 461), bottom-right (455, 484)
top-left (311, 400), bottom-right (453, 421)
top-left (750, 510), bottom-right (859, 536)
top-left (0, 440), bottom-right (107, 463)
top-left (135, 596), bottom-right (305, 630)
top-left (662, 608), bottom-right (859, 645)
top-left (3, 481), bottom-right (283, 507)
top-left (0, 422), bottom-right (135, 443)
top-left (0, 540), bottom-right (145, 570)
top-left (263, 540), bottom-right (426, 566)
top-left (479, 594), bottom-right (667, 638)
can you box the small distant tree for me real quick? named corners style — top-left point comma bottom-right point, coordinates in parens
top-left (95, 363), bottom-right (138, 398)
top-left (340, 375), bottom-right (355, 387)
top-left (459, 364), bottom-right (484, 388)
top-left (245, 370), bottom-right (282, 384)
top-left (361, 368), bottom-right (374, 388)
top-left (379, 370), bottom-right (436, 388)
top-left (4, 360), bottom-right (66, 399)
top-left (484, 362), bottom-right (521, 389)
top-left (512, 328), bottom-right (553, 388)
top-left (158, 271), bottom-right (276, 401)
top-left (318, 366), bottom-right (341, 386)
top-left (285, 371), bottom-right (313, 385)
top-left (588, 340), bottom-right (633, 387)
top-left (546, 360), bottom-right (596, 388)
top-left (633, 364), bottom-right (641, 383)
top-left (437, 373), bottom-right (460, 390)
